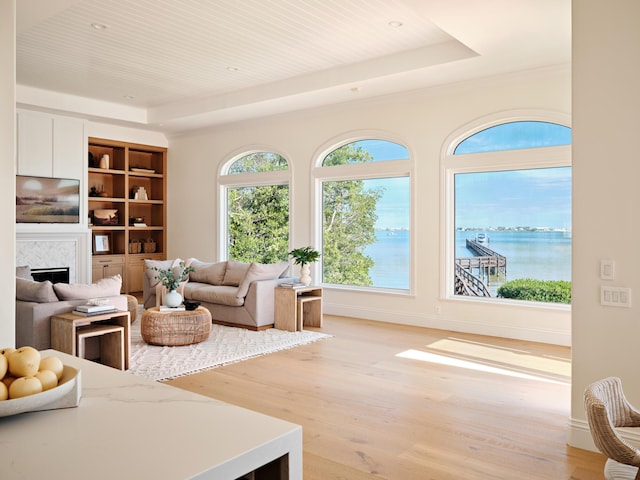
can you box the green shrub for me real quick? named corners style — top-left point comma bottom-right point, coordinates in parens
top-left (497, 278), bottom-right (571, 304)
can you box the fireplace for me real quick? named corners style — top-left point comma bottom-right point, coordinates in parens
top-left (16, 230), bottom-right (91, 284)
top-left (31, 267), bottom-right (70, 284)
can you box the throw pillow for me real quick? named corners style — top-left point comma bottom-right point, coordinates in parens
top-left (144, 259), bottom-right (178, 287)
top-left (188, 259), bottom-right (227, 285)
top-left (222, 260), bottom-right (251, 287)
top-left (16, 265), bottom-right (33, 280)
top-left (236, 262), bottom-right (290, 298)
top-left (16, 277), bottom-right (58, 303)
top-left (53, 275), bottom-right (122, 300)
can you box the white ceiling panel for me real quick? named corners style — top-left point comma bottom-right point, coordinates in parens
top-left (15, 0), bottom-right (570, 133)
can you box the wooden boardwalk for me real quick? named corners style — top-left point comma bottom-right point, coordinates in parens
top-left (454, 238), bottom-right (507, 296)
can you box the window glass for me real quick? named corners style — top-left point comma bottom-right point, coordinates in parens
top-left (454, 167), bottom-right (571, 300)
top-left (227, 185), bottom-right (289, 263)
top-left (454, 121), bottom-right (571, 154)
top-left (449, 117), bottom-right (572, 305)
top-left (322, 140), bottom-right (408, 165)
top-left (227, 152), bottom-right (288, 174)
top-left (222, 152), bottom-right (290, 264)
top-left (319, 140), bottom-right (410, 291)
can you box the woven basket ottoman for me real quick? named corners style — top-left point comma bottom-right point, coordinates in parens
top-left (140, 306), bottom-right (212, 346)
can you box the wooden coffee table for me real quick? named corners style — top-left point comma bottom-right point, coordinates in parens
top-left (140, 306), bottom-right (212, 346)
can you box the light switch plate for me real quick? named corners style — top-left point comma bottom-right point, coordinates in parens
top-left (600, 259), bottom-right (615, 280)
top-left (601, 286), bottom-right (631, 307)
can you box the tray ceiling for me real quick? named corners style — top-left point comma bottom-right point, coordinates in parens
top-left (16, 0), bottom-right (570, 133)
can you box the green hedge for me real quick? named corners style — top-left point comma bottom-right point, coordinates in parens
top-left (497, 278), bottom-right (571, 304)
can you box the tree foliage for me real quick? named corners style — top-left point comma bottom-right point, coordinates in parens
top-left (227, 147), bottom-right (383, 287)
top-left (227, 153), bottom-right (289, 264)
top-left (228, 152), bottom-right (287, 174)
top-left (322, 145), bottom-right (382, 285)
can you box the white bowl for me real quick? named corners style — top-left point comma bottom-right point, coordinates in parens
top-left (0, 365), bottom-right (81, 417)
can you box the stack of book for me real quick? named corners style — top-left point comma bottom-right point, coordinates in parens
top-left (279, 282), bottom-right (306, 288)
top-left (72, 303), bottom-right (117, 317)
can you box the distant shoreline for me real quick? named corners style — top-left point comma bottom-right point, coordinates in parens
top-left (375, 226), bottom-right (571, 233)
top-left (456, 226), bottom-right (570, 233)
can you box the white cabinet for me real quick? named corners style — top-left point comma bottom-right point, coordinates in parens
top-left (17, 110), bottom-right (53, 176)
top-left (16, 109), bottom-right (86, 180)
top-left (53, 115), bottom-right (86, 179)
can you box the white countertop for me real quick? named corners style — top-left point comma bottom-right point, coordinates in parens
top-left (0, 350), bottom-right (302, 479)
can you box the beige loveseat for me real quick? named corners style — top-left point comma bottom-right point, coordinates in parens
top-left (15, 267), bottom-right (137, 350)
top-left (143, 258), bottom-right (292, 330)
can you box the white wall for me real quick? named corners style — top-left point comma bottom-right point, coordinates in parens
top-left (1, 0), bottom-right (16, 347)
top-left (167, 65), bottom-right (571, 346)
top-left (87, 122), bottom-right (168, 149)
top-left (568, 0), bottom-right (640, 451)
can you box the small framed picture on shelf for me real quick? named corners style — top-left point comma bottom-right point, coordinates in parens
top-left (93, 233), bottom-right (111, 254)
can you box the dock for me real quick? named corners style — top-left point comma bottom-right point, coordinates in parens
top-left (454, 238), bottom-right (508, 297)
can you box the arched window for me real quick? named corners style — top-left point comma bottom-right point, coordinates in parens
top-left (315, 138), bottom-right (412, 291)
top-left (219, 151), bottom-right (290, 263)
top-left (444, 116), bottom-right (571, 305)
top-left (454, 121), bottom-right (571, 154)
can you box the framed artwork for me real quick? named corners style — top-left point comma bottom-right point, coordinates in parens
top-left (93, 233), bottom-right (111, 254)
top-left (16, 175), bottom-right (80, 224)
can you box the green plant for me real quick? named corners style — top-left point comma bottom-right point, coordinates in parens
top-left (497, 278), bottom-right (571, 304)
top-left (152, 261), bottom-right (195, 291)
top-left (288, 246), bottom-right (320, 266)
top-left (322, 144), bottom-right (381, 286)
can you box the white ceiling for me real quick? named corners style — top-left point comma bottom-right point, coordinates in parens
top-left (16, 0), bottom-right (570, 134)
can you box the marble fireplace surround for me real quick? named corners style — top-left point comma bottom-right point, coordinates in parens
top-left (16, 229), bottom-right (92, 285)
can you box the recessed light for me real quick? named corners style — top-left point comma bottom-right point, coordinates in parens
top-left (91, 23), bottom-right (108, 30)
top-left (388, 21), bottom-right (403, 28)
top-left (226, 66), bottom-right (239, 72)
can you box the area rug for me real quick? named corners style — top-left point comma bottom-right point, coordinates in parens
top-left (127, 321), bottom-right (331, 381)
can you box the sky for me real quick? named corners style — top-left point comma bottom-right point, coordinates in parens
top-left (356, 122), bottom-right (572, 230)
top-left (454, 122), bottom-right (571, 230)
top-left (455, 167), bottom-right (572, 230)
top-left (356, 140), bottom-right (410, 229)
top-left (365, 177), bottom-right (410, 229)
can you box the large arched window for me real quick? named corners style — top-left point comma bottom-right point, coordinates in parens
top-left (444, 115), bottom-right (571, 305)
top-left (314, 138), bottom-right (412, 292)
top-left (219, 151), bottom-right (290, 263)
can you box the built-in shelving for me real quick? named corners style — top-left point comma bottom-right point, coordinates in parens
top-left (88, 138), bottom-right (167, 293)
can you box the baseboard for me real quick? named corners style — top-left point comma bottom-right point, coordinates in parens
top-left (567, 417), bottom-right (640, 451)
top-left (567, 418), bottom-right (598, 452)
top-left (324, 302), bottom-right (571, 346)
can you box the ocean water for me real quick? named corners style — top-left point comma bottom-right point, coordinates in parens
top-left (455, 230), bottom-right (571, 281)
top-left (365, 229), bottom-right (410, 290)
top-left (363, 229), bottom-right (571, 291)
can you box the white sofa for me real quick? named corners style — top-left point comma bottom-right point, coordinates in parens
top-left (143, 258), bottom-right (292, 330)
top-left (15, 267), bottom-right (137, 350)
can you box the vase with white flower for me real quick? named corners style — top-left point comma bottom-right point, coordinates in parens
top-left (152, 261), bottom-right (195, 307)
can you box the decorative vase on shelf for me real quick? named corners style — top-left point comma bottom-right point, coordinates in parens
top-left (300, 264), bottom-right (312, 286)
top-left (163, 289), bottom-right (182, 308)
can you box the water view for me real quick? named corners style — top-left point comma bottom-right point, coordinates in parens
top-left (363, 228), bottom-right (571, 293)
top-left (365, 229), bottom-right (410, 290)
top-left (456, 229), bottom-right (571, 296)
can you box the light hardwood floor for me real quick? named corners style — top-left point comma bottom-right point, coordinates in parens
top-left (166, 315), bottom-right (607, 479)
